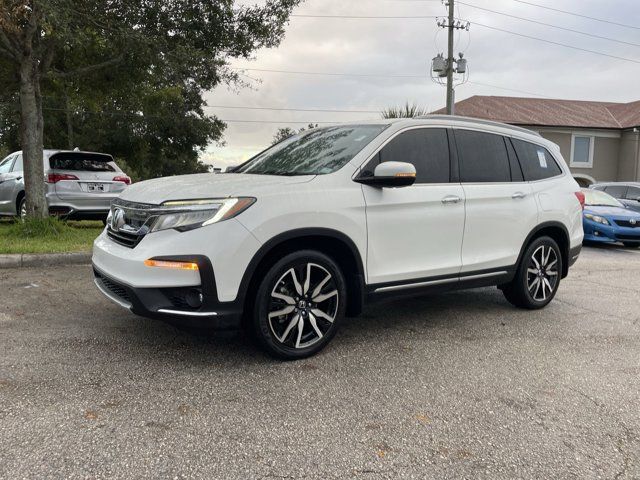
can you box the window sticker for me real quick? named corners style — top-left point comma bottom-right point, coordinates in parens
top-left (537, 149), bottom-right (548, 168)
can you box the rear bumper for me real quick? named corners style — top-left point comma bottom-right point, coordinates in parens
top-left (93, 261), bottom-right (243, 330)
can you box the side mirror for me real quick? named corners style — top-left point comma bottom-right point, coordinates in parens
top-left (356, 161), bottom-right (417, 188)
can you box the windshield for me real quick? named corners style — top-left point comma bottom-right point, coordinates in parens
top-left (583, 189), bottom-right (624, 208)
top-left (236, 124), bottom-right (388, 176)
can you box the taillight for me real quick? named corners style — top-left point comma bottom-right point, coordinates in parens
top-left (113, 175), bottom-right (131, 185)
top-left (46, 173), bottom-right (79, 183)
top-left (574, 191), bottom-right (585, 210)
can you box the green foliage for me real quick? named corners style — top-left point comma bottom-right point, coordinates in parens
top-left (272, 123), bottom-right (318, 145)
top-left (0, 217), bottom-right (102, 253)
top-left (0, 0), bottom-right (303, 179)
top-left (381, 102), bottom-right (429, 119)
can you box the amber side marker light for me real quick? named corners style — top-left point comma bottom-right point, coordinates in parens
top-left (144, 259), bottom-right (199, 270)
top-left (395, 172), bottom-right (416, 178)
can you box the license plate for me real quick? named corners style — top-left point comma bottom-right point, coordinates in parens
top-left (87, 183), bottom-right (105, 192)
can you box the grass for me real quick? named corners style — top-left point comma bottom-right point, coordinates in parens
top-left (0, 216), bottom-right (103, 254)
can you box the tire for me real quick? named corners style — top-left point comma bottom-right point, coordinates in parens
top-left (502, 236), bottom-right (563, 310)
top-left (623, 242), bottom-right (639, 249)
top-left (18, 197), bottom-right (27, 220)
top-left (252, 249), bottom-right (347, 360)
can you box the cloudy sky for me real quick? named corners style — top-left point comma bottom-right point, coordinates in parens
top-left (202, 0), bottom-right (640, 168)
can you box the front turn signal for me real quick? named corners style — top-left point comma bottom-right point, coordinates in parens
top-left (144, 259), bottom-right (199, 270)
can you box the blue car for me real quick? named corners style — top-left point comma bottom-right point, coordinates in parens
top-left (582, 188), bottom-right (640, 248)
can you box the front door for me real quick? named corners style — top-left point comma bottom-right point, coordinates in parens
top-left (0, 154), bottom-right (16, 214)
top-left (361, 127), bottom-right (465, 285)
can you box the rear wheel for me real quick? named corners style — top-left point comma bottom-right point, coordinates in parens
top-left (252, 250), bottom-right (346, 359)
top-left (623, 242), bottom-right (639, 249)
top-left (502, 236), bottom-right (562, 309)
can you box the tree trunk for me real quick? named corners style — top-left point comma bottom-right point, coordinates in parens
top-left (19, 57), bottom-right (48, 218)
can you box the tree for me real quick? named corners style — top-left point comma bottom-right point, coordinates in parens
top-left (381, 102), bottom-right (429, 119)
top-left (271, 123), bottom-right (317, 145)
top-left (0, 0), bottom-right (301, 217)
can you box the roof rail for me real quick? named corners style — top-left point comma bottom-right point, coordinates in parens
top-left (415, 114), bottom-right (542, 137)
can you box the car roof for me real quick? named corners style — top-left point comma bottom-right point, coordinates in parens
top-left (10, 149), bottom-right (114, 159)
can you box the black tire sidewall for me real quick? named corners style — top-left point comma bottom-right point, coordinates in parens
top-left (518, 236), bottom-right (562, 308)
top-left (253, 250), bottom-right (347, 360)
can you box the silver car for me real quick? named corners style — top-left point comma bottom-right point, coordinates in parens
top-left (0, 149), bottom-right (130, 220)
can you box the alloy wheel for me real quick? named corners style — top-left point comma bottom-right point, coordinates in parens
top-left (20, 200), bottom-right (27, 220)
top-left (268, 262), bottom-right (339, 349)
top-left (526, 245), bottom-right (559, 302)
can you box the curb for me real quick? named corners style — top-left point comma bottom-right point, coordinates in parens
top-left (0, 252), bottom-right (92, 269)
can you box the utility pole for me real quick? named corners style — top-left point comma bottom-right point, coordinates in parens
top-left (446, 0), bottom-right (455, 115)
top-left (431, 3), bottom-right (469, 114)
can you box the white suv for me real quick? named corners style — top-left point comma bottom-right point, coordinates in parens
top-left (93, 115), bottom-right (584, 359)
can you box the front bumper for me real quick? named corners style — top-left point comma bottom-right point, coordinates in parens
top-left (583, 220), bottom-right (640, 244)
top-left (93, 260), bottom-right (243, 330)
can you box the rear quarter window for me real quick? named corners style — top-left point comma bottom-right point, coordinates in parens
top-left (511, 139), bottom-right (563, 181)
top-left (49, 153), bottom-right (116, 172)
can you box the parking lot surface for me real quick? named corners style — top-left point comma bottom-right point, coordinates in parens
top-left (1, 245), bottom-right (639, 479)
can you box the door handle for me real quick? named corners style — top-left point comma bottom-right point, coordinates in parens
top-left (441, 195), bottom-right (461, 204)
top-left (512, 192), bottom-right (526, 199)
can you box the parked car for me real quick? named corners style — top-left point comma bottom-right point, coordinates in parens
top-left (590, 182), bottom-right (640, 213)
top-left (0, 149), bottom-right (130, 221)
top-left (581, 188), bottom-right (640, 248)
top-left (92, 116), bottom-right (584, 359)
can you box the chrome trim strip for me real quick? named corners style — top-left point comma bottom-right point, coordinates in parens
top-left (94, 278), bottom-right (132, 310)
top-left (156, 309), bottom-right (218, 317)
top-left (373, 270), bottom-right (508, 293)
top-left (459, 271), bottom-right (508, 281)
top-left (374, 277), bottom-right (458, 293)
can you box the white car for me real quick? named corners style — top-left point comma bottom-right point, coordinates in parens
top-left (93, 116), bottom-right (584, 359)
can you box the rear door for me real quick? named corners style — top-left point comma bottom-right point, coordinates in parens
top-left (454, 129), bottom-right (538, 273)
top-left (49, 152), bottom-right (127, 205)
top-left (362, 127), bottom-right (465, 285)
top-left (0, 154), bottom-right (16, 214)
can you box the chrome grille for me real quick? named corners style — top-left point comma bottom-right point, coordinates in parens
top-left (614, 219), bottom-right (640, 228)
top-left (107, 199), bottom-right (159, 248)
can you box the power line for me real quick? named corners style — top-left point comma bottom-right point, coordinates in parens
top-left (512, 0), bottom-right (640, 31)
top-left (233, 67), bottom-right (425, 78)
top-left (291, 14), bottom-right (438, 19)
top-left (459, 2), bottom-right (640, 48)
top-left (203, 105), bottom-right (382, 113)
top-left (472, 21), bottom-right (640, 65)
top-left (231, 67), bottom-right (550, 97)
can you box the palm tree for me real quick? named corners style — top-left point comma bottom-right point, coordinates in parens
top-left (381, 102), bottom-right (429, 119)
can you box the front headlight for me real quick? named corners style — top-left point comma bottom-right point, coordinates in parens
top-left (149, 197), bottom-right (256, 233)
top-left (584, 213), bottom-right (610, 225)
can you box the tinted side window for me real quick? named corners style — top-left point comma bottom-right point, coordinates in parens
top-left (625, 186), bottom-right (640, 200)
top-left (369, 128), bottom-right (450, 183)
top-left (11, 154), bottom-right (23, 172)
top-left (0, 155), bottom-right (14, 174)
top-left (511, 139), bottom-right (563, 181)
top-left (455, 130), bottom-right (511, 183)
top-left (604, 185), bottom-right (627, 198)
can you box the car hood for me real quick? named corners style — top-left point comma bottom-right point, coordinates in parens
top-left (584, 205), bottom-right (640, 218)
top-left (118, 173), bottom-right (315, 205)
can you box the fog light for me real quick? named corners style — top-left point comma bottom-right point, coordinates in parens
top-left (185, 289), bottom-right (203, 308)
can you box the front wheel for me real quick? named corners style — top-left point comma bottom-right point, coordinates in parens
top-left (252, 250), bottom-right (347, 360)
top-left (502, 236), bottom-right (563, 309)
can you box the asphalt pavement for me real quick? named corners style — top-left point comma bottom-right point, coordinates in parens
top-left (1, 245), bottom-right (639, 479)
